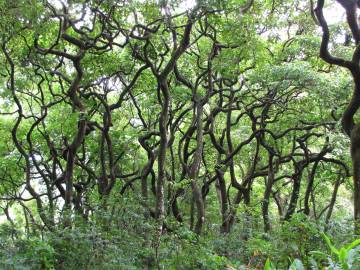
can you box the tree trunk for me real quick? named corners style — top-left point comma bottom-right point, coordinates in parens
top-left (351, 124), bottom-right (360, 233)
top-left (262, 154), bottom-right (274, 232)
top-left (304, 161), bottom-right (319, 216)
top-left (325, 173), bottom-right (342, 225)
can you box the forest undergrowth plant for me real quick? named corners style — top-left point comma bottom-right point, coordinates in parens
top-left (263, 258), bottom-right (305, 270)
top-left (310, 233), bottom-right (360, 270)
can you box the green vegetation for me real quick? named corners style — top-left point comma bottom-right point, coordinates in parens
top-left (1, 0), bottom-right (360, 269)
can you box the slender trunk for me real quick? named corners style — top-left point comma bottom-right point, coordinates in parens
top-left (215, 169), bottom-right (229, 233)
top-left (351, 124), bottom-right (360, 233)
top-left (326, 175), bottom-right (342, 224)
top-left (284, 167), bottom-right (303, 220)
top-left (64, 118), bottom-right (86, 209)
top-left (262, 154), bottom-right (274, 232)
top-left (189, 103), bottom-right (205, 234)
top-left (304, 161), bottom-right (319, 215)
top-left (155, 81), bottom-right (170, 221)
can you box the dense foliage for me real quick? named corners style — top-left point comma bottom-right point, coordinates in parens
top-left (1, 0), bottom-right (360, 269)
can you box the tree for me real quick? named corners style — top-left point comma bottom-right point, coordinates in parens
top-left (315, 0), bottom-right (360, 233)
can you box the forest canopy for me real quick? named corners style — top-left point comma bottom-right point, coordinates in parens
top-left (0, 0), bottom-right (360, 269)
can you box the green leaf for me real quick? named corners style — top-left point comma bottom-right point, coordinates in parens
top-left (264, 258), bottom-right (276, 270)
top-left (345, 238), bottom-right (360, 252)
top-left (322, 233), bottom-right (339, 256)
top-left (338, 247), bottom-right (349, 270)
top-left (264, 258), bottom-right (271, 270)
